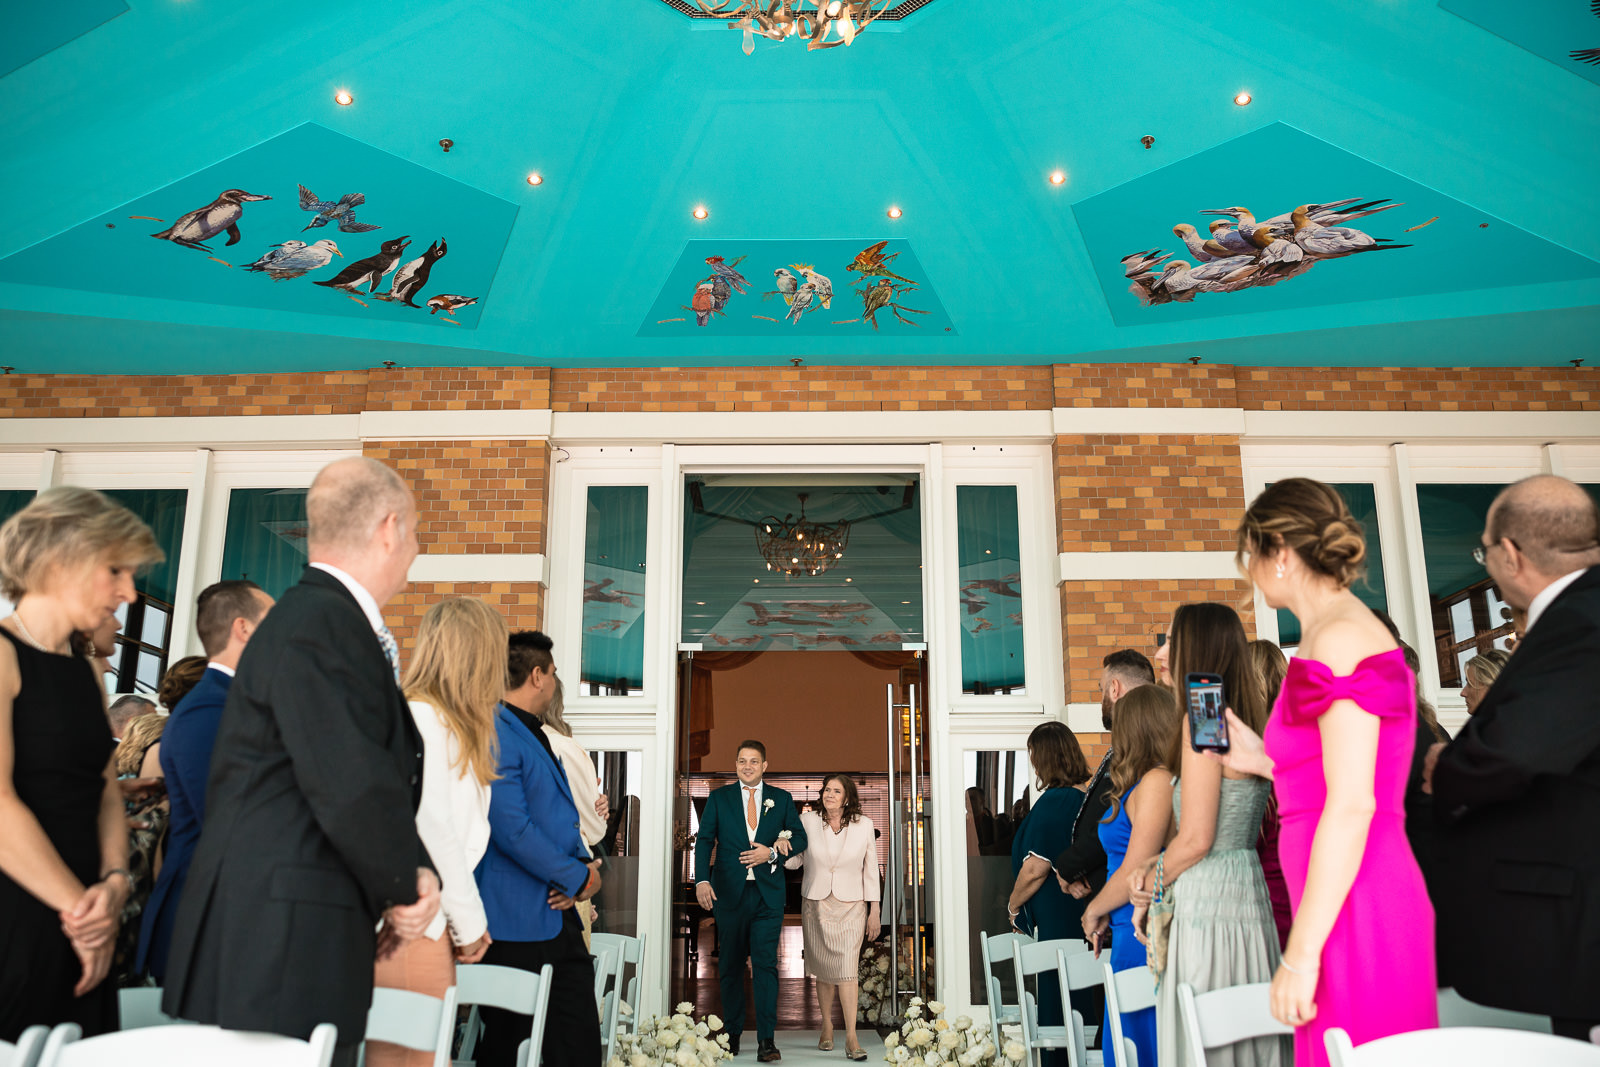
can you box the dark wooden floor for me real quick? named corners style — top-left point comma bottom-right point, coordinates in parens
top-left (672, 916), bottom-right (857, 1031)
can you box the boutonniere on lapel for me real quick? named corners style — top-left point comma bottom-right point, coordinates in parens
top-left (763, 798), bottom-right (774, 813)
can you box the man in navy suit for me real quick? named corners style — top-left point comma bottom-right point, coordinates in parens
top-left (694, 741), bottom-right (807, 1062)
top-left (136, 578), bottom-right (273, 980)
top-left (475, 630), bottom-right (601, 1067)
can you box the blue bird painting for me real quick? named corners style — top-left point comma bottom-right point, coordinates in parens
top-left (297, 185), bottom-right (381, 233)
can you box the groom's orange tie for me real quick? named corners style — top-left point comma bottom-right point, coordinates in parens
top-left (746, 786), bottom-right (758, 831)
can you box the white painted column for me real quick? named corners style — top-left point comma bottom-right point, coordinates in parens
top-left (1544, 444), bottom-right (1568, 477)
top-left (168, 449), bottom-right (214, 661)
top-left (37, 450), bottom-right (60, 491)
top-left (1390, 444), bottom-right (1441, 705)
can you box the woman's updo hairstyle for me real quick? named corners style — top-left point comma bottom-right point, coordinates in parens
top-left (1236, 477), bottom-right (1366, 589)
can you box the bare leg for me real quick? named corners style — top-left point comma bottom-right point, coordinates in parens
top-left (840, 980), bottom-right (861, 1052)
top-left (817, 979), bottom-right (837, 1046)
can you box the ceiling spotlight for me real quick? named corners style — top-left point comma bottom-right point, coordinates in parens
top-left (887, 206), bottom-right (903, 219)
top-left (1049, 170), bottom-right (1066, 186)
top-left (526, 172), bottom-right (543, 186)
top-left (334, 89), bottom-right (353, 106)
top-left (1233, 91), bottom-right (1252, 106)
top-left (693, 205), bottom-right (709, 220)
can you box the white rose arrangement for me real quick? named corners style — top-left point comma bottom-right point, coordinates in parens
top-left (856, 936), bottom-right (936, 1027)
top-left (607, 1004), bottom-right (732, 1067)
top-left (882, 999), bottom-right (1013, 1067)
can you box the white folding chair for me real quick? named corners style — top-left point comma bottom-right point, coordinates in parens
top-left (1324, 1025), bottom-right (1600, 1067)
top-left (589, 932), bottom-right (645, 1060)
top-left (1175, 981), bottom-right (1290, 1067)
top-left (1100, 961), bottom-right (1157, 1067)
top-left (1013, 940), bottom-right (1096, 1067)
top-left (454, 962), bottom-right (554, 1067)
top-left (361, 986), bottom-right (457, 1067)
top-left (590, 941), bottom-right (618, 1026)
top-left (1436, 988), bottom-right (1552, 1032)
top-left (1051, 947), bottom-right (1109, 1067)
top-left (117, 987), bottom-right (186, 1031)
top-left (36, 1021), bottom-right (337, 1067)
top-left (980, 930), bottom-right (1034, 1051)
top-left (0, 1026), bottom-right (48, 1067)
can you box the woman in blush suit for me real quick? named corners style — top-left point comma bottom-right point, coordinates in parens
top-left (785, 774), bottom-right (880, 1060)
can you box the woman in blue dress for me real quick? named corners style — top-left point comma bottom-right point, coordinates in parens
top-left (1082, 685), bottom-right (1179, 1067)
top-left (1007, 721), bottom-right (1093, 1062)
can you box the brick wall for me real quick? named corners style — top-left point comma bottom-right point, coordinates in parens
top-left (0, 372), bottom-right (371, 418)
top-left (363, 440), bottom-right (549, 553)
top-left (388, 582), bottom-right (545, 664)
top-left (1056, 434), bottom-right (1245, 552)
top-left (550, 366), bottom-right (1053, 412)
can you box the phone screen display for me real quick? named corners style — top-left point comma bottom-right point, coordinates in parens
top-left (1186, 674), bottom-right (1229, 753)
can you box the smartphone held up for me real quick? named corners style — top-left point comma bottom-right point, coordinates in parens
top-left (1186, 672), bottom-right (1230, 754)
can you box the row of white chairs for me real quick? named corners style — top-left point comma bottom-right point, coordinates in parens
top-left (981, 930), bottom-right (1599, 1067)
top-left (590, 931), bottom-right (646, 1064)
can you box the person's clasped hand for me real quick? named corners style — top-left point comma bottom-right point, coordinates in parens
top-left (1128, 858), bottom-right (1157, 911)
top-left (60, 875), bottom-right (128, 950)
top-left (455, 930), bottom-right (492, 965)
top-left (384, 868), bottom-right (441, 941)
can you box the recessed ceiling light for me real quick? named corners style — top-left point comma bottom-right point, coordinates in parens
top-left (1233, 91), bottom-right (1252, 106)
top-left (887, 206), bottom-right (902, 219)
top-left (334, 89), bottom-right (353, 106)
top-left (1049, 170), bottom-right (1066, 186)
top-left (753, 578), bottom-right (760, 583)
top-left (695, 601), bottom-right (706, 606)
top-left (526, 172), bottom-right (543, 186)
top-left (693, 205), bottom-right (709, 220)
top-left (845, 577), bottom-right (853, 582)
top-left (901, 601), bottom-right (911, 605)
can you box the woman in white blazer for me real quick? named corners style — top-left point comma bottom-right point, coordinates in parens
top-left (369, 598), bottom-right (504, 1067)
top-left (785, 774), bottom-right (880, 1060)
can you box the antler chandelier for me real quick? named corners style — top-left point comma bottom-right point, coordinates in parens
top-left (697, 0), bottom-right (893, 54)
top-left (755, 494), bottom-right (851, 577)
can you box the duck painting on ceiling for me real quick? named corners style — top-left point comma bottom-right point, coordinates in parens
top-left (1440, 0), bottom-right (1600, 84)
top-left (639, 238), bottom-right (954, 335)
top-left (1074, 123), bottom-right (1600, 327)
top-left (0, 123), bottom-right (516, 329)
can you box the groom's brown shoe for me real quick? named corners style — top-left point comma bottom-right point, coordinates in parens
top-left (757, 1039), bottom-right (781, 1062)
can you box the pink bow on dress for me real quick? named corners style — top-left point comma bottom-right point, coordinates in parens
top-left (1280, 648), bottom-right (1413, 724)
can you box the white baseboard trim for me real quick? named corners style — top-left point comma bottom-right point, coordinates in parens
top-left (408, 553), bottom-right (546, 584)
top-left (1057, 551), bottom-right (1241, 582)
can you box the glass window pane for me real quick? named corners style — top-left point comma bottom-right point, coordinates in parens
top-left (680, 478), bottom-right (923, 651)
top-left (1417, 484), bottom-right (1506, 685)
top-left (139, 602), bottom-right (169, 647)
top-left (582, 486), bottom-right (649, 695)
top-left (956, 486), bottom-right (1025, 695)
top-left (221, 488), bottom-right (310, 599)
top-left (1455, 648), bottom-right (1475, 682)
top-left (101, 489), bottom-right (187, 693)
top-left (965, 749), bottom-right (1032, 1002)
top-left (135, 650), bottom-right (162, 691)
top-left (589, 750), bottom-right (642, 937)
top-left (0, 490), bottom-right (33, 528)
top-left (1276, 483), bottom-right (1387, 647)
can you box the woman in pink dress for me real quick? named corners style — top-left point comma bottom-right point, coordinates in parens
top-left (1216, 478), bottom-right (1437, 1067)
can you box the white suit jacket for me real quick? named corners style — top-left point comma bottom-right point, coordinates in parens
top-left (786, 810), bottom-right (880, 903)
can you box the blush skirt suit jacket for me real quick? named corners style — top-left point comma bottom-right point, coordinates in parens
top-left (786, 811), bottom-right (880, 983)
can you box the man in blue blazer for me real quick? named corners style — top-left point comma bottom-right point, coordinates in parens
top-left (695, 741), bottom-right (807, 1062)
top-left (476, 630), bottom-right (601, 1067)
top-left (137, 579), bottom-right (273, 980)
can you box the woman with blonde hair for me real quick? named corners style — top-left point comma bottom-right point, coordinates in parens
top-left (1461, 649), bottom-right (1511, 715)
top-left (1081, 684), bottom-right (1177, 1067)
top-left (0, 487), bottom-right (162, 1041)
top-left (367, 597), bottom-right (507, 1067)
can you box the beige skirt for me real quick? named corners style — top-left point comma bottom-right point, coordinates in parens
top-left (801, 896), bottom-right (867, 983)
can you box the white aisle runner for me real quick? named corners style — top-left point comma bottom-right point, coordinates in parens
top-left (766, 1029), bottom-right (887, 1067)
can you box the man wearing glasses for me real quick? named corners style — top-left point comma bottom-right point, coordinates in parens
top-left (1425, 475), bottom-right (1600, 1040)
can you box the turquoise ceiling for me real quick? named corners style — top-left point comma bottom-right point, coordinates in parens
top-left (0, 0), bottom-right (1596, 373)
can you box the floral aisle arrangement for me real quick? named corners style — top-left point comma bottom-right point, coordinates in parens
top-left (608, 1004), bottom-right (733, 1067)
top-left (857, 936), bottom-right (937, 1026)
top-left (882, 998), bottom-right (1022, 1067)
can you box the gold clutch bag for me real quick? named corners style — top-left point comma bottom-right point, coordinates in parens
top-left (1143, 854), bottom-right (1175, 984)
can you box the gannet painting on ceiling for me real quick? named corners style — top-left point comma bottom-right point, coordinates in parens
top-left (1439, 0), bottom-right (1600, 84)
top-left (1073, 124), bottom-right (1600, 327)
top-left (0, 123), bottom-right (515, 329)
top-left (639, 239), bottom-right (954, 335)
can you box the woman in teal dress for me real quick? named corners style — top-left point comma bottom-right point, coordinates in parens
top-left (1007, 721), bottom-right (1091, 1061)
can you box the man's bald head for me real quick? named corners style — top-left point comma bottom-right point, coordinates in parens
top-left (307, 457), bottom-right (414, 556)
top-left (1488, 475), bottom-right (1600, 577)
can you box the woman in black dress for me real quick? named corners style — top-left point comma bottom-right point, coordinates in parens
top-left (0, 486), bottom-right (162, 1040)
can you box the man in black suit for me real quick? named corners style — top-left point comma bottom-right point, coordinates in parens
top-left (1054, 649), bottom-right (1154, 899)
top-left (1425, 475), bottom-right (1600, 1040)
top-left (163, 457), bottom-right (439, 1067)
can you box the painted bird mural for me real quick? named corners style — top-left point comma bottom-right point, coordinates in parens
top-left (244, 239), bottom-right (343, 280)
top-left (427, 294), bottom-right (478, 315)
top-left (314, 236), bottom-right (410, 292)
top-left (786, 281), bottom-right (818, 324)
top-left (794, 265), bottom-right (833, 309)
top-left (692, 282), bottom-right (716, 326)
top-left (296, 186), bottom-right (381, 233)
top-left (770, 267), bottom-right (799, 305)
top-left (380, 239), bottom-right (447, 307)
top-left (704, 255), bottom-right (749, 294)
top-left (845, 239), bottom-right (916, 284)
top-left (150, 189), bottom-right (272, 250)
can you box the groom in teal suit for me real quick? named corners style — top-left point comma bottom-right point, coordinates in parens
top-left (695, 740), bottom-right (807, 1062)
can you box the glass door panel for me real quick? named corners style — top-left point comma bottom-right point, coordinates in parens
top-left (220, 488), bottom-right (310, 598)
top-left (955, 486), bottom-right (1025, 694)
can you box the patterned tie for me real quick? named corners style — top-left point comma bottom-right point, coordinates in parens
top-left (376, 624), bottom-right (401, 686)
top-left (746, 786), bottom-right (758, 832)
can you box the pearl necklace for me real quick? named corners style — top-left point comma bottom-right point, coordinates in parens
top-left (10, 612), bottom-right (53, 652)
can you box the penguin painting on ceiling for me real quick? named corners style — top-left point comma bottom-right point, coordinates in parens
top-left (427, 294), bottom-right (478, 315)
top-left (150, 189), bottom-right (272, 250)
top-left (314, 235), bottom-right (411, 293)
top-left (379, 238), bottom-right (447, 307)
top-left (296, 185), bottom-right (381, 233)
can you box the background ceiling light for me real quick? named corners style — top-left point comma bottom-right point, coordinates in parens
top-left (1234, 91), bottom-right (1252, 106)
top-left (693, 205), bottom-right (709, 220)
top-left (1049, 170), bottom-right (1066, 185)
top-left (334, 89), bottom-right (353, 106)
top-left (887, 206), bottom-right (902, 219)
top-left (526, 172), bottom-right (543, 186)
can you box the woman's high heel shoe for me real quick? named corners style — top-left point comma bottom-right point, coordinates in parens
top-left (845, 1047), bottom-right (868, 1061)
top-left (818, 1036), bottom-right (834, 1052)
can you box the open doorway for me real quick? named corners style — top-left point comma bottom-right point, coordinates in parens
top-left (669, 651), bottom-right (929, 1030)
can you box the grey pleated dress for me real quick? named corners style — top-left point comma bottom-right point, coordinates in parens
top-left (1156, 776), bottom-right (1292, 1067)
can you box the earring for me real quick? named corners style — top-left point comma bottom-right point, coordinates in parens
top-left (1275, 562), bottom-right (1285, 579)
